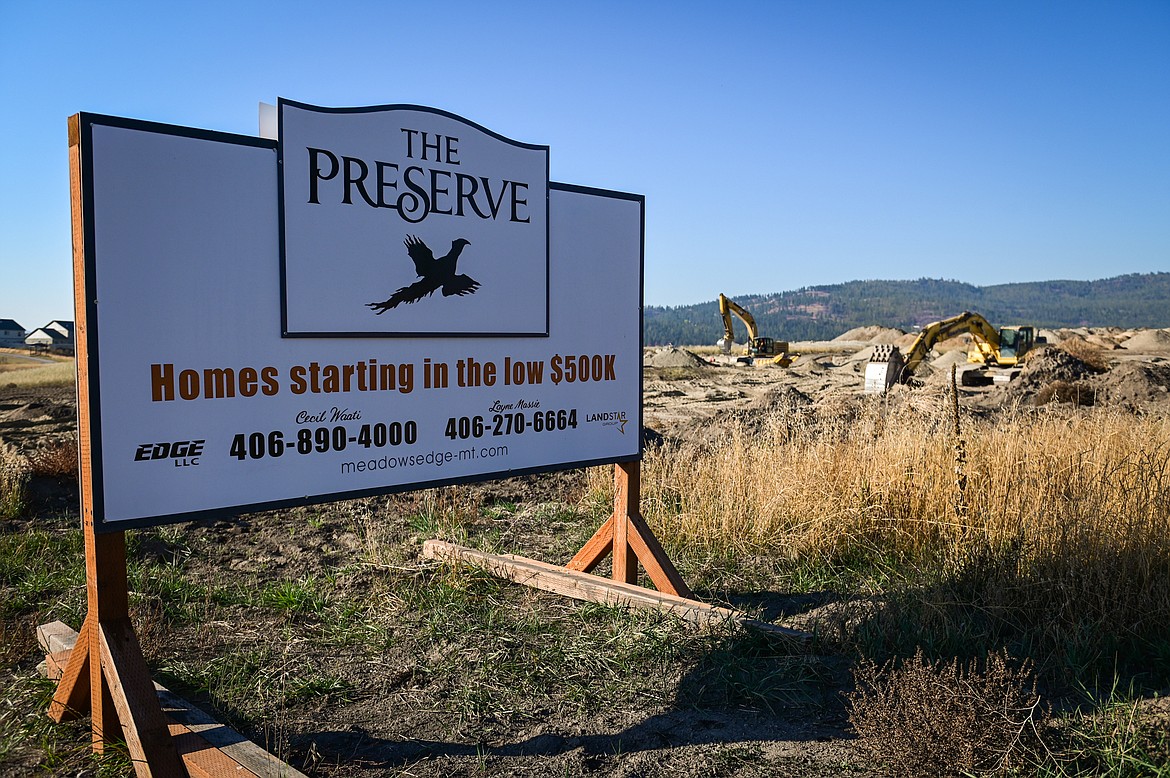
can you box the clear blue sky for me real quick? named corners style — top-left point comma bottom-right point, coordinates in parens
top-left (2, 0), bottom-right (1168, 331)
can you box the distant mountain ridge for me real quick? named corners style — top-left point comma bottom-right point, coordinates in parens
top-left (644, 273), bottom-right (1170, 346)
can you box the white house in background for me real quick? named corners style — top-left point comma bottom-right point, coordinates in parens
top-left (25, 320), bottom-right (75, 354)
top-left (0, 319), bottom-right (26, 347)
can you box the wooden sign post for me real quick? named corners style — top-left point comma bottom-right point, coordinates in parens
top-left (568, 461), bottom-right (692, 597)
top-left (48, 530), bottom-right (185, 774)
top-left (49, 115), bottom-right (186, 775)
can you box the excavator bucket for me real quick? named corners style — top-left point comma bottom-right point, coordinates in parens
top-left (771, 353), bottom-right (795, 368)
top-left (864, 344), bottom-right (905, 394)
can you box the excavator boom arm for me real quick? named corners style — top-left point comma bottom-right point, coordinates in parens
top-left (901, 311), bottom-right (999, 375)
top-left (718, 294), bottom-right (760, 342)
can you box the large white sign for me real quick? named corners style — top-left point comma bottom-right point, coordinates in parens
top-left (279, 100), bottom-right (549, 337)
top-left (73, 110), bottom-right (642, 530)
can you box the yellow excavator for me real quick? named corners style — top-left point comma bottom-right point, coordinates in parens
top-left (864, 311), bottom-right (1042, 393)
top-left (716, 294), bottom-right (794, 366)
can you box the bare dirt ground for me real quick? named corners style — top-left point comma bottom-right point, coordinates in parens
top-left (643, 328), bottom-right (1170, 440)
top-left (3, 328), bottom-right (1169, 776)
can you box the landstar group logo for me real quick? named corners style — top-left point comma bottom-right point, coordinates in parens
top-left (278, 100), bottom-right (550, 338)
top-left (586, 410), bottom-right (629, 434)
top-left (367, 235), bottom-right (478, 314)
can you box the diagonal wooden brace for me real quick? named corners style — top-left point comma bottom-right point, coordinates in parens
top-left (98, 618), bottom-right (186, 775)
top-left (566, 461), bottom-right (692, 598)
top-left (48, 615), bottom-right (93, 723)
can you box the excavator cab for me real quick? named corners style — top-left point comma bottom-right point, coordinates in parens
top-left (749, 337), bottom-right (780, 357)
top-left (749, 337), bottom-right (794, 364)
top-left (993, 326), bottom-right (1036, 366)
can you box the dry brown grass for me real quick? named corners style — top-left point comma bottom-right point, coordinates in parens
top-left (606, 401), bottom-right (1170, 688)
top-left (0, 453), bottom-right (29, 519)
top-left (1036, 379), bottom-right (1096, 406)
top-left (633, 404), bottom-right (1170, 563)
top-left (0, 361), bottom-right (75, 388)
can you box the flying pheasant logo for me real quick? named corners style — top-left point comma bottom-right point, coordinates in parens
top-left (366, 235), bottom-right (478, 314)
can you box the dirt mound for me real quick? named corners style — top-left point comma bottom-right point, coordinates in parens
top-left (750, 385), bottom-right (814, 412)
top-left (925, 349), bottom-right (971, 380)
top-left (1007, 347), bottom-right (1100, 402)
top-left (834, 326), bottom-right (905, 343)
top-left (1121, 329), bottom-right (1170, 352)
top-left (1093, 362), bottom-right (1170, 406)
top-left (1084, 333), bottom-right (1123, 349)
top-left (848, 345), bottom-right (878, 363)
top-left (0, 389), bottom-right (78, 454)
top-left (1022, 347), bottom-right (1100, 381)
top-left (1, 401), bottom-right (74, 422)
top-left (644, 347), bottom-right (709, 368)
top-left (1049, 328), bottom-right (1123, 349)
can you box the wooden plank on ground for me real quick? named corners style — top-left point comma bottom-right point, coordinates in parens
top-left (39, 622), bottom-right (309, 778)
top-left (38, 620), bottom-right (80, 654)
top-left (156, 687), bottom-right (306, 777)
top-left (422, 540), bottom-right (811, 641)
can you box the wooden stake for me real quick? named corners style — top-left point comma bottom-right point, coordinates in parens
top-left (612, 464), bottom-right (637, 584)
top-left (48, 524), bottom-right (186, 773)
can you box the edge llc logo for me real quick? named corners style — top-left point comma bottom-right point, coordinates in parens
top-left (586, 410), bottom-right (628, 435)
top-left (134, 440), bottom-right (205, 468)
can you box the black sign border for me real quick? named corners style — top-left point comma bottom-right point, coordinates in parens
top-left (74, 112), bottom-right (642, 533)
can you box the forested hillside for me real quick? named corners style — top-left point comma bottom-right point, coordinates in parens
top-left (644, 273), bottom-right (1170, 346)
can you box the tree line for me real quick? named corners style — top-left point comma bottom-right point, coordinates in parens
top-left (645, 273), bottom-right (1170, 346)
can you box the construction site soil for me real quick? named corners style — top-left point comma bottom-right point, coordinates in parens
top-left (3, 328), bottom-right (1169, 776)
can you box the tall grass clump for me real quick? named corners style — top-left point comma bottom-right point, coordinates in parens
top-left (635, 401), bottom-right (1170, 686)
top-left (0, 362), bottom-right (76, 388)
top-left (638, 397), bottom-right (965, 565)
top-left (0, 452), bottom-right (30, 519)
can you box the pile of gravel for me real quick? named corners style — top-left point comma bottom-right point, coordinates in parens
top-left (1121, 329), bottom-right (1170, 352)
top-left (644, 347), bottom-right (709, 368)
top-left (834, 325), bottom-right (906, 344)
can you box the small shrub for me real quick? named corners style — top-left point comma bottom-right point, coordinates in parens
top-left (847, 648), bottom-right (1047, 776)
top-left (1036, 380), bottom-right (1096, 406)
top-left (28, 439), bottom-right (79, 479)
